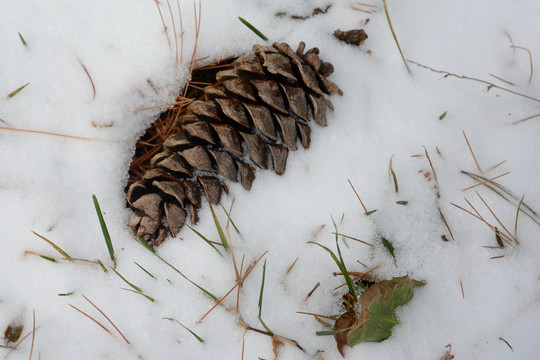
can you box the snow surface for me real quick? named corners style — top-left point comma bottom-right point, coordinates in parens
top-left (1, 0), bottom-right (539, 359)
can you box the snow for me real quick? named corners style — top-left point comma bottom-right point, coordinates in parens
top-left (1, 0), bottom-right (539, 359)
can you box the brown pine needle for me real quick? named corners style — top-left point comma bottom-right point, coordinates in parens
top-left (81, 294), bottom-right (130, 344)
top-left (476, 191), bottom-right (519, 244)
top-left (462, 131), bottom-right (482, 173)
top-left (188, 0), bottom-right (202, 83)
top-left (487, 160), bottom-right (507, 171)
top-left (351, 6), bottom-right (373, 13)
top-left (332, 232), bottom-right (374, 247)
top-left (334, 265), bottom-right (381, 290)
top-left (147, 79), bottom-right (159, 95)
top-left (166, 0), bottom-right (179, 67)
top-left (153, 0), bottom-right (171, 47)
top-left (347, 178), bottom-right (368, 213)
top-left (462, 172), bottom-right (510, 191)
top-left (439, 209), bottom-right (455, 241)
top-left (0, 126), bottom-right (95, 141)
top-left (389, 155), bottom-right (399, 193)
top-left (296, 311), bottom-right (337, 320)
top-left (510, 45), bottom-right (534, 83)
top-left (512, 113), bottom-right (540, 125)
top-left (241, 338), bottom-right (245, 360)
top-left (136, 99), bottom-right (193, 112)
top-left (304, 282), bottom-right (320, 302)
top-left (29, 310), bottom-right (35, 360)
top-left (199, 251), bottom-right (268, 322)
top-left (286, 257), bottom-right (299, 274)
top-left (423, 146), bottom-right (438, 184)
top-left (81, 63), bottom-right (96, 99)
top-left (69, 304), bottom-right (111, 334)
top-left (460, 280), bottom-right (465, 299)
top-left (490, 255), bottom-right (506, 260)
top-left (176, 0), bottom-right (184, 63)
top-left (488, 73), bottom-right (515, 86)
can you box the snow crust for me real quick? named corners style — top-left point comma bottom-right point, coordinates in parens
top-left (1, 0), bottom-right (539, 359)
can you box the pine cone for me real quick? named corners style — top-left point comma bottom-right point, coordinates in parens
top-left (127, 41), bottom-right (342, 246)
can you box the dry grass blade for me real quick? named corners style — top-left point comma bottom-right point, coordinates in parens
top-left (389, 155), bottom-right (399, 192)
top-left (408, 60), bottom-right (540, 103)
top-left (31, 230), bottom-right (72, 259)
top-left (82, 294), bottom-right (130, 344)
top-left (188, 0), bottom-right (202, 81)
top-left (81, 63), bottom-right (96, 99)
top-left (382, 0), bottom-right (411, 74)
top-left (462, 131), bottom-right (482, 173)
top-left (510, 45), bottom-right (534, 83)
top-left (423, 146), bottom-right (440, 195)
top-left (462, 172), bottom-right (510, 191)
top-left (459, 280), bottom-right (465, 299)
top-left (332, 232), bottom-right (374, 247)
top-left (176, 0), bottom-right (184, 63)
top-left (296, 311), bottom-right (337, 320)
top-left (28, 310), bottom-right (35, 360)
top-left (69, 304), bottom-right (111, 334)
top-left (286, 257), bottom-right (299, 275)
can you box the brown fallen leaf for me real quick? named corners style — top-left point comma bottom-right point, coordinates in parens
top-left (333, 310), bottom-right (356, 357)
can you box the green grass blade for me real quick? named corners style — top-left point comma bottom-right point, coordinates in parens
top-left (111, 268), bottom-right (142, 292)
top-left (135, 262), bottom-right (156, 279)
top-left (316, 326), bottom-right (353, 336)
top-left (58, 292), bottom-right (74, 296)
top-left (439, 111), bottom-right (447, 120)
top-left (499, 337), bottom-right (513, 352)
top-left (92, 195), bottom-right (115, 261)
top-left (18, 32), bottom-right (27, 46)
top-left (396, 201), bottom-right (408, 205)
top-left (332, 218), bottom-right (356, 299)
top-left (39, 255), bottom-right (57, 263)
top-left (221, 204), bottom-right (240, 234)
top-left (122, 288), bottom-right (155, 302)
top-left (365, 209), bottom-right (378, 216)
top-left (96, 259), bottom-right (108, 272)
top-left (8, 82), bottom-right (30, 98)
top-left (163, 318), bottom-right (205, 343)
top-left (31, 230), bottom-right (72, 259)
top-left (209, 204), bottom-right (229, 251)
top-left (308, 241), bottom-right (356, 299)
top-left (183, 221), bottom-right (223, 256)
top-left (381, 236), bottom-right (396, 259)
top-left (238, 17), bottom-right (268, 41)
top-left (258, 259), bottom-right (267, 318)
top-left (135, 237), bottom-right (218, 301)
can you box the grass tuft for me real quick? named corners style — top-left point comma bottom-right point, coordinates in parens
top-left (238, 17), bottom-right (268, 41)
top-left (92, 195), bottom-right (115, 262)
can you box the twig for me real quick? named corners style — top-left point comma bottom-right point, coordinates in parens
top-left (408, 60), bottom-right (540, 103)
top-left (510, 45), bottom-right (534, 83)
top-left (81, 63), bottom-right (96, 99)
top-left (462, 131), bottom-right (482, 173)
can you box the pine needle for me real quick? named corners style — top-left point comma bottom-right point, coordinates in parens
top-left (510, 45), bottom-right (534, 83)
top-left (81, 63), bottom-right (96, 99)
top-left (28, 310), bottom-right (35, 360)
top-left (462, 131), bottom-right (482, 173)
top-left (462, 172), bottom-right (510, 192)
top-left (388, 155), bottom-right (399, 193)
top-left (69, 304), bottom-right (111, 334)
top-left (82, 294), bottom-right (130, 344)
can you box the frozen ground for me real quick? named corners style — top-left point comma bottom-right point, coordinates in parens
top-left (1, 0), bottom-right (539, 359)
